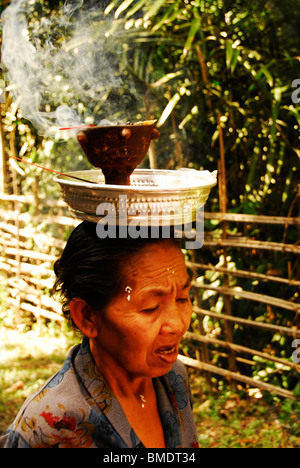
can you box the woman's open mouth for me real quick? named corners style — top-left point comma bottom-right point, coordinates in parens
top-left (159, 345), bottom-right (176, 355)
top-left (155, 345), bottom-right (178, 364)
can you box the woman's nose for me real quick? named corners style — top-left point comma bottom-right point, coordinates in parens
top-left (160, 301), bottom-right (188, 336)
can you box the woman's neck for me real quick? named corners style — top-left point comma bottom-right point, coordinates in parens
top-left (89, 338), bottom-right (166, 448)
top-left (89, 337), bottom-right (154, 401)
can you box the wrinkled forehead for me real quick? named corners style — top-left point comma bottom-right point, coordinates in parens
top-left (122, 241), bottom-right (189, 290)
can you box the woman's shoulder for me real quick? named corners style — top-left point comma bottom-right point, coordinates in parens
top-left (21, 343), bottom-right (81, 405)
top-left (171, 357), bottom-right (189, 380)
top-left (0, 343), bottom-right (89, 448)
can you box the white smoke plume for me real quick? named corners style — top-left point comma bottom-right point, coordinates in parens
top-left (1, 0), bottom-right (139, 135)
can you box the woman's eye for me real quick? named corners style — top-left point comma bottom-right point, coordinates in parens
top-left (176, 298), bottom-right (189, 304)
top-left (142, 306), bottom-right (159, 313)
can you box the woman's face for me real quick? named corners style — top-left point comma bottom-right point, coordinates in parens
top-left (92, 241), bottom-right (192, 379)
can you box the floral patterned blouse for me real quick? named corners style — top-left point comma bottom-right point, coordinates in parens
top-left (0, 338), bottom-right (199, 448)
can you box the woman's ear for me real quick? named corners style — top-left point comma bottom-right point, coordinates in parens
top-left (69, 298), bottom-right (99, 338)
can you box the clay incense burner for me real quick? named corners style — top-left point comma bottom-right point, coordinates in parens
top-left (77, 121), bottom-right (160, 185)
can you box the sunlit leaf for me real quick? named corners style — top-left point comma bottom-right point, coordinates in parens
top-left (144, 0), bottom-right (167, 21)
top-left (125, 0), bottom-right (147, 18)
top-left (150, 71), bottom-right (183, 87)
top-left (257, 65), bottom-right (273, 87)
top-left (104, 0), bottom-right (121, 16)
top-left (151, 4), bottom-right (177, 32)
top-left (225, 39), bottom-right (240, 73)
top-left (115, 0), bottom-right (136, 18)
top-left (230, 48), bottom-right (240, 73)
top-left (182, 18), bottom-right (201, 58)
top-left (157, 92), bottom-right (181, 126)
top-left (225, 39), bottom-right (233, 70)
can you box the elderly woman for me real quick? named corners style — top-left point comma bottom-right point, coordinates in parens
top-left (0, 221), bottom-right (199, 448)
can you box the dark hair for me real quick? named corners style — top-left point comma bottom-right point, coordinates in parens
top-left (52, 221), bottom-right (180, 328)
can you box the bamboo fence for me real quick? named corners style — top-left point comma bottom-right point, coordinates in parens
top-left (181, 210), bottom-right (300, 400)
top-left (0, 193), bottom-right (79, 325)
top-left (0, 191), bottom-right (300, 399)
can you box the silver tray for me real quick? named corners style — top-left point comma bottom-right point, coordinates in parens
top-left (54, 169), bottom-right (217, 226)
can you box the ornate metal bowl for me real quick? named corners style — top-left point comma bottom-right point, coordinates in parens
top-left (54, 168), bottom-right (217, 226)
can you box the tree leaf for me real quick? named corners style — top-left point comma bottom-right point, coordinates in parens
top-left (230, 47), bottom-right (240, 73)
top-left (150, 71), bottom-right (183, 87)
top-left (183, 18), bottom-right (201, 58)
top-left (144, 0), bottom-right (167, 21)
top-left (151, 4), bottom-right (177, 32)
top-left (225, 39), bottom-right (240, 73)
top-left (225, 39), bottom-right (233, 70)
top-left (115, 0), bottom-right (136, 18)
top-left (125, 0), bottom-right (147, 18)
top-left (104, 0), bottom-right (121, 16)
top-left (157, 92), bottom-right (181, 126)
top-left (257, 65), bottom-right (273, 87)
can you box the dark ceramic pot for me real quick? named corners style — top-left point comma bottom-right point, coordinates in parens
top-left (77, 121), bottom-right (160, 185)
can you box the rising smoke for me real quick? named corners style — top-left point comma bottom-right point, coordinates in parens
top-left (1, 0), bottom-right (141, 135)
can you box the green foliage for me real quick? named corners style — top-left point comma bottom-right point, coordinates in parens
top-left (1, 0), bottom-right (299, 213)
top-left (105, 0), bottom-right (299, 214)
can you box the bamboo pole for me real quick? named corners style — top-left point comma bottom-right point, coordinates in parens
top-left (203, 236), bottom-right (300, 254)
top-left (0, 102), bottom-right (7, 193)
top-left (183, 331), bottom-right (300, 371)
top-left (179, 355), bottom-right (295, 400)
top-left (192, 281), bottom-right (300, 313)
top-left (217, 111), bottom-right (236, 373)
top-left (190, 250), bottom-right (210, 373)
top-left (7, 286), bottom-right (61, 313)
top-left (8, 297), bottom-right (64, 323)
top-left (195, 44), bottom-right (212, 113)
top-left (0, 259), bottom-right (55, 277)
top-left (205, 212), bottom-right (300, 225)
top-left (218, 113), bottom-right (227, 215)
top-left (0, 207), bottom-right (79, 228)
top-left (186, 260), bottom-right (300, 286)
top-left (193, 306), bottom-right (300, 337)
top-left (4, 247), bottom-right (58, 263)
top-left (0, 192), bottom-right (66, 207)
